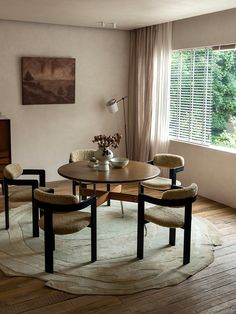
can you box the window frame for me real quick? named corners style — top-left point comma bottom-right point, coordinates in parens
top-left (169, 45), bottom-right (236, 151)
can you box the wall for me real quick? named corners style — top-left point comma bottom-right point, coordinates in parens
top-left (172, 8), bottom-right (236, 49)
top-left (169, 141), bottom-right (236, 208)
top-left (171, 8), bottom-right (236, 208)
top-left (0, 20), bottom-right (129, 181)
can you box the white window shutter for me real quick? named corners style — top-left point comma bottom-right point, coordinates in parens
top-left (170, 48), bottom-right (213, 145)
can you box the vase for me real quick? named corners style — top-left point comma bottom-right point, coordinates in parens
top-left (94, 148), bottom-right (113, 171)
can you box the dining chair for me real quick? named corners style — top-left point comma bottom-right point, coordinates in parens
top-left (137, 183), bottom-right (198, 265)
top-left (34, 189), bottom-right (97, 273)
top-left (140, 153), bottom-right (184, 193)
top-left (69, 148), bottom-right (112, 206)
top-left (69, 149), bottom-right (96, 196)
top-left (3, 163), bottom-right (53, 236)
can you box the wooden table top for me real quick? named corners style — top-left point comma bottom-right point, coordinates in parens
top-left (58, 160), bottom-right (160, 184)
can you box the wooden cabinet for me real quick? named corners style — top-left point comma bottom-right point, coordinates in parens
top-left (0, 117), bottom-right (11, 182)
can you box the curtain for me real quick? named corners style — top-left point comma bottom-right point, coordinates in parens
top-left (127, 22), bottom-right (172, 161)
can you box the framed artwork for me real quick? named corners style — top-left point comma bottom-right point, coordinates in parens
top-left (21, 57), bottom-right (75, 105)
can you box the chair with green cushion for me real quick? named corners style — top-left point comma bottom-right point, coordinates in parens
top-left (140, 153), bottom-right (184, 192)
top-left (137, 183), bottom-right (198, 265)
top-left (34, 188), bottom-right (97, 273)
top-left (3, 163), bottom-right (53, 236)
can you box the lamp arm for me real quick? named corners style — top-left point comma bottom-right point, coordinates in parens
top-left (117, 96), bottom-right (128, 104)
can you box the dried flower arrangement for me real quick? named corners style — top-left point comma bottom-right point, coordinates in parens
top-left (92, 133), bottom-right (122, 156)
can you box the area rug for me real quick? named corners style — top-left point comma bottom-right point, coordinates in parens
top-left (0, 201), bottom-right (221, 295)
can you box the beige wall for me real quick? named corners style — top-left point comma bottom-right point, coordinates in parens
top-left (173, 8), bottom-right (236, 49)
top-left (0, 20), bottom-right (129, 181)
top-left (169, 141), bottom-right (236, 208)
top-left (171, 8), bottom-right (236, 208)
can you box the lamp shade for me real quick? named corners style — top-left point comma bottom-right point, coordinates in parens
top-left (106, 98), bottom-right (118, 113)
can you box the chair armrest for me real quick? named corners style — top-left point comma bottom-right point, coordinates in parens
top-left (4, 177), bottom-right (39, 188)
top-left (169, 166), bottom-right (184, 186)
top-left (174, 166), bottom-right (184, 173)
top-left (22, 169), bottom-right (46, 186)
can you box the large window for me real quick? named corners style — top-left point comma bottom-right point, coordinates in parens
top-left (170, 46), bottom-right (236, 149)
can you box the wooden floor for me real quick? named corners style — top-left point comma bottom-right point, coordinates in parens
top-left (0, 180), bottom-right (236, 314)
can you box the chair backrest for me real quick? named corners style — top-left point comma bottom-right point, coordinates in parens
top-left (3, 164), bottom-right (23, 179)
top-left (34, 188), bottom-right (79, 205)
top-left (69, 149), bottom-right (96, 163)
top-left (153, 154), bottom-right (184, 169)
top-left (34, 188), bottom-right (96, 212)
top-left (162, 183), bottom-right (198, 203)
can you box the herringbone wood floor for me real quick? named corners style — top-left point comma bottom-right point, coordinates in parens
top-left (0, 180), bottom-right (236, 314)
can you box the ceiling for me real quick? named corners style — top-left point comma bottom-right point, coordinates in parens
top-left (0, 0), bottom-right (236, 30)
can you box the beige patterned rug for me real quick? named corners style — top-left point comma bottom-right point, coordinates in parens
top-left (0, 201), bottom-right (221, 295)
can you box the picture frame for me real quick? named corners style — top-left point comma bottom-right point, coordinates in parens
top-left (21, 57), bottom-right (75, 105)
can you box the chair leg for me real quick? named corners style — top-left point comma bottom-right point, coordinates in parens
top-left (81, 183), bottom-right (87, 201)
top-left (137, 222), bottom-right (144, 259)
top-left (91, 204), bottom-right (97, 263)
top-left (44, 212), bottom-right (54, 273)
top-left (4, 183), bottom-right (9, 230)
top-left (44, 233), bottom-right (54, 273)
top-left (183, 206), bottom-right (192, 265)
top-left (32, 203), bottom-right (39, 237)
top-left (183, 224), bottom-right (191, 265)
top-left (169, 228), bottom-right (176, 246)
top-left (91, 225), bottom-right (97, 263)
top-left (72, 180), bottom-right (77, 195)
top-left (137, 198), bottom-right (145, 259)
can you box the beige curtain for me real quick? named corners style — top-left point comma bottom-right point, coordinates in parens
top-left (127, 23), bottom-right (172, 161)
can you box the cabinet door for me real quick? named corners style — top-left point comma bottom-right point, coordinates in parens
top-left (0, 119), bottom-right (11, 180)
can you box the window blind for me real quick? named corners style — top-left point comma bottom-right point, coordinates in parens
top-left (170, 48), bottom-right (213, 145)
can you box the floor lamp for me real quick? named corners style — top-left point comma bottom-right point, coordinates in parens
top-left (106, 96), bottom-right (128, 157)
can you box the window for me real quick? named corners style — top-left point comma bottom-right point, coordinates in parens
top-left (170, 46), bottom-right (236, 149)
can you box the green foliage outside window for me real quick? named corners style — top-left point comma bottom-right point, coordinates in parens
top-left (212, 51), bottom-right (236, 148)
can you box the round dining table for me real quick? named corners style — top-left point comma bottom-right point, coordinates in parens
top-left (58, 160), bottom-right (160, 206)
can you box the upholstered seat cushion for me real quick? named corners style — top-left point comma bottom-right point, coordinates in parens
top-left (10, 186), bottom-right (52, 202)
top-left (39, 211), bottom-right (91, 235)
top-left (144, 206), bottom-right (185, 228)
top-left (144, 184), bottom-right (198, 228)
top-left (141, 177), bottom-right (181, 191)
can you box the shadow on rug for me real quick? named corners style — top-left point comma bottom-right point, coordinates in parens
top-left (0, 201), bottom-right (221, 295)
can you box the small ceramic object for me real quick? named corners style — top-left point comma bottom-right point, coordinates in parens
top-left (88, 157), bottom-right (98, 168)
top-left (110, 157), bottom-right (129, 168)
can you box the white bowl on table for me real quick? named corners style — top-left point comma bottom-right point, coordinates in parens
top-left (110, 157), bottom-right (129, 168)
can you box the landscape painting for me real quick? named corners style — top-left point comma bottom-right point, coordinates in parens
top-left (22, 57), bottom-right (75, 105)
